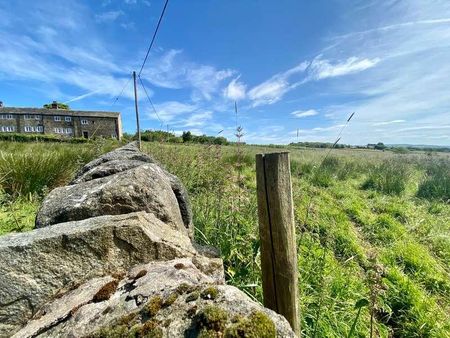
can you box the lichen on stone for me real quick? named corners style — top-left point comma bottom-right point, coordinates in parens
top-left (200, 286), bottom-right (219, 300)
top-left (185, 291), bottom-right (200, 302)
top-left (224, 310), bottom-right (276, 338)
top-left (176, 283), bottom-right (195, 295)
top-left (163, 292), bottom-right (178, 307)
top-left (141, 296), bottom-right (163, 318)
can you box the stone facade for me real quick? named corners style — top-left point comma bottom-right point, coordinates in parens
top-left (0, 107), bottom-right (122, 139)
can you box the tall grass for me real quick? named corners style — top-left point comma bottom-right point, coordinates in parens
top-left (362, 159), bottom-right (410, 195)
top-left (0, 140), bottom-right (118, 197)
top-left (1, 141), bottom-right (449, 337)
top-left (417, 159), bottom-right (450, 201)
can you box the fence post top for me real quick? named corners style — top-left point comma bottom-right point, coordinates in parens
top-left (256, 151), bottom-right (290, 157)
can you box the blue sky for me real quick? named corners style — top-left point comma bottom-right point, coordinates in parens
top-left (1, 0), bottom-right (450, 145)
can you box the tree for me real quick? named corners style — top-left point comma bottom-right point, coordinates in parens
top-left (182, 131), bottom-right (193, 143)
top-left (375, 142), bottom-right (386, 150)
top-left (43, 101), bottom-right (70, 110)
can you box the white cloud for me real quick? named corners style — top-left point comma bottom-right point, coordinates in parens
top-left (149, 101), bottom-right (197, 122)
top-left (372, 119), bottom-right (405, 126)
top-left (247, 56), bottom-right (379, 107)
top-left (247, 62), bottom-right (308, 106)
top-left (143, 50), bottom-right (235, 100)
top-left (95, 10), bottom-right (124, 23)
top-left (183, 111), bottom-right (213, 127)
top-left (124, 0), bottom-right (137, 4)
top-left (223, 77), bottom-right (246, 100)
top-left (308, 56), bottom-right (380, 80)
top-left (291, 109), bottom-right (319, 118)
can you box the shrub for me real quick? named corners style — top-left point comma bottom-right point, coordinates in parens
top-left (417, 159), bottom-right (450, 201)
top-left (362, 159), bottom-right (410, 195)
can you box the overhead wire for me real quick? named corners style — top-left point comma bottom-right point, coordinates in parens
top-left (138, 0), bottom-right (170, 77)
top-left (138, 75), bottom-right (164, 126)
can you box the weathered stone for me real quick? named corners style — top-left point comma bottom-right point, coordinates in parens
top-left (71, 142), bottom-right (154, 181)
top-left (70, 159), bottom-right (144, 185)
top-left (67, 142), bottom-right (194, 237)
top-left (0, 212), bottom-right (216, 336)
top-left (13, 259), bottom-right (295, 338)
top-left (35, 164), bottom-right (188, 235)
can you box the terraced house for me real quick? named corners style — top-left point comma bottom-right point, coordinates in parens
top-left (0, 102), bottom-right (122, 139)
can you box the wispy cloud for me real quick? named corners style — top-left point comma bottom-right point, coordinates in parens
top-left (291, 109), bottom-right (319, 118)
top-left (247, 62), bottom-right (308, 106)
top-left (141, 49), bottom-right (235, 101)
top-left (223, 77), bottom-right (246, 101)
top-left (307, 56), bottom-right (380, 80)
top-left (95, 10), bottom-right (124, 23)
top-left (372, 119), bottom-right (405, 126)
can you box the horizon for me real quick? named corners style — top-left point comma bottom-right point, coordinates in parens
top-left (1, 1), bottom-right (450, 146)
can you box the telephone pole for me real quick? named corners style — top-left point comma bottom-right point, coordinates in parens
top-left (133, 71), bottom-right (141, 149)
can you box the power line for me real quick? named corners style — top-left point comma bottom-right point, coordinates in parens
top-left (111, 73), bottom-right (133, 107)
top-left (138, 0), bottom-right (170, 77)
top-left (138, 75), bottom-right (164, 126)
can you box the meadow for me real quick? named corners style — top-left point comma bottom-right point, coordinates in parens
top-left (0, 140), bottom-right (449, 337)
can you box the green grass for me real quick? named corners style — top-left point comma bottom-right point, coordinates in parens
top-left (0, 140), bottom-right (449, 337)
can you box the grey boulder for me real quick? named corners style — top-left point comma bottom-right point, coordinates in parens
top-left (13, 258), bottom-right (295, 338)
top-left (0, 212), bottom-right (218, 336)
top-left (35, 164), bottom-right (189, 236)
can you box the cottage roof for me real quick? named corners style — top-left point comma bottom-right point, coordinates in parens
top-left (0, 107), bottom-right (120, 119)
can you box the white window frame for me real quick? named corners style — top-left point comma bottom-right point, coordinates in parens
top-left (54, 116), bottom-right (61, 122)
top-left (54, 127), bottom-right (63, 134)
top-left (81, 119), bottom-right (88, 125)
top-left (24, 114), bottom-right (34, 120)
top-left (35, 115), bottom-right (41, 120)
top-left (0, 114), bottom-right (14, 120)
top-left (65, 128), bottom-right (72, 134)
top-left (65, 116), bottom-right (72, 122)
top-left (36, 126), bottom-right (43, 132)
top-left (24, 126), bottom-right (34, 133)
top-left (1, 126), bottom-right (15, 132)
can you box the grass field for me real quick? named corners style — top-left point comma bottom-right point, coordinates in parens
top-left (0, 140), bottom-right (449, 337)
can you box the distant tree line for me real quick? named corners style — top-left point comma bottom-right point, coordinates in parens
top-left (289, 141), bottom-right (351, 149)
top-left (123, 130), bottom-right (229, 145)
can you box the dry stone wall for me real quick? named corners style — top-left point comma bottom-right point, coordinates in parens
top-left (0, 142), bottom-right (296, 337)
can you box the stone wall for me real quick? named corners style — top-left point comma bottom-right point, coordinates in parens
top-left (0, 143), bottom-right (296, 338)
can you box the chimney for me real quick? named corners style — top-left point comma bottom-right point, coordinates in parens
top-left (51, 101), bottom-right (58, 109)
top-left (0, 101), bottom-right (3, 108)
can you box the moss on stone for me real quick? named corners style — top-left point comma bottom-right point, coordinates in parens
top-left (176, 283), bottom-right (195, 294)
top-left (93, 280), bottom-right (119, 303)
top-left (139, 320), bottom-right (163, 338)
top-left (197, 305), bottom-right (228, 332)
top-left (163, 292), bottom-right (178, 307)
top-left (185, 291), bottom-right (200, 302)
top-left (224, 311), bottom-right (276, 338)
top-left (89, 324), bottom-right (128, 338)
top-left (141, 296), bottom-right (163, 317)
top-left (200, 286), bottom-right (219, 300)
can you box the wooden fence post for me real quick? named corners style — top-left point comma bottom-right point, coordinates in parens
top-left (256, 152), bottom-right (300, 336)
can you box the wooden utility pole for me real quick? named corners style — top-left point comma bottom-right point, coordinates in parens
top-left (133, 71), bottom-right (141, 149)
top-left (256, 152), bottom-right (300, 336)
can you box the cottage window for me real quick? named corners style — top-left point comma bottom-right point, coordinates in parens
top-left (36, 126), bottom-right (43, 132)
top-left (54, 116), bottom-right (61, 122)
top-left (24, 126), bottom-right (35, 132)
top-left (65, 128), bottom-right (73, 134)
top-left (24, 114), bottom-right (34, 120)
top-left (81, 119), bottom-right (88, 125)
top-left (54, 128), bottom-right (62, 134)
top-left (1, 126), bottom-right (15, 132)
top-left (35, 115), bottom-right (41, 120)
top-left (65, 116), bottom-right (72, 122)
top-left (0, 114), bottom-right (14, 120)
